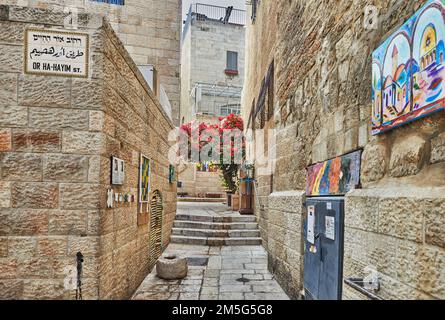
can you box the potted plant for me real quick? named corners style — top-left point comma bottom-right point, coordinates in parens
top-left (219, 163), bottom-right (240, 209)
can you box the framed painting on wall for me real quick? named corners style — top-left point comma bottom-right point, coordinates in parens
top-left (306, 150), bottom-right (362, 197)
top-left (139, 154), bottom-right (151, 204)
top-left (111, 156), bottom-right (125, 185)
top-left (372, 0), bottom-right (445, 135)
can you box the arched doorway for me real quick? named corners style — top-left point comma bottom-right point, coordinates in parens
top-left (149, 190), bottom-right (163, 269)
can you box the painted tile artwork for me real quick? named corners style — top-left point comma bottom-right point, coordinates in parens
top-left (306, 151), bottom-right (362, 196)
top-left (139, 154), bottom-right (151, 203)
top-left (372, 0), bottom-right (445, 135)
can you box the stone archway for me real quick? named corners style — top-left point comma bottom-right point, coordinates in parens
top-left (149, 190), bottom-right (163, 269)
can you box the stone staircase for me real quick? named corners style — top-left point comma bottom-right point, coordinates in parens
top-left (170, 213), bottom-right (262, 246)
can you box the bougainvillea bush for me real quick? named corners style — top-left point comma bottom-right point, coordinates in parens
top-left (179, 114), bottom-right (245, 193)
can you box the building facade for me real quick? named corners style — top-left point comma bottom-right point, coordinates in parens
top-left (242, 0), bottom-right (444, 299)
top-left (178, 3), bottom-right (246, 198)
top-left (0, 0), bottom-right (182, 125)
top-left (0, 5), bottom-right (177, 299)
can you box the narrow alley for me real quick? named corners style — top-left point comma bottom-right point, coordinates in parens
top-left (132, 202), bottom-right (289, 300)
top-left (0, 0), bottom-right (444, 304)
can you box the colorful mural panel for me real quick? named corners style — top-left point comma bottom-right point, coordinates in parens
top-left (372, 0), bottom-right (445, 135)
top-left (139, 154), bottom-right (151, 203)
top-left (306, 150), bottom-right (362, 196)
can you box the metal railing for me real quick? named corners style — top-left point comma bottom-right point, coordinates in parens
top-left (184, 3), bottom-right (245, 30)
top-left (193, 3), bottom-right (245, 25)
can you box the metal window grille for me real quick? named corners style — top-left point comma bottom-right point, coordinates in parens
top-left (254, 61), bottom-right (274, 127)
top-left (247, 99), bottom-right (255, 130)
top-left (149, 190), bottom-right (163, 269)
top-left (267, 61), bottom-right (274, 121)
top-left (220, 104), bottom-right (241, 116)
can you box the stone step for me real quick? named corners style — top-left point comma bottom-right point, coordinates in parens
top-left (172, 228), bottom-right (261, 238)
top-left (175, 214), bottom-right (256, 223)
top-left (173, 220), bottom-right (259, 230)
top-left (170, 235), bottom-right (262, 246)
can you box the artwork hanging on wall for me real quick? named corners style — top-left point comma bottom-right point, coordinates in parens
top-left (111, 156), bottom-right (125, 185)
top-left (372, 0), bottom-right (445, 135)
top-left (139, 154), bottom-right (151, 204)
top-left (306, 150), bottom-right (362, 196)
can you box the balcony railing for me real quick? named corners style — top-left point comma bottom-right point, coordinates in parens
top-left (183, 3), bottom-right (246, 39)
top-left (193, 3), bottom-right (246, 25)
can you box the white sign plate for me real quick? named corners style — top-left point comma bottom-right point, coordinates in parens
top-left (307, 206), bottom-right (315, 244)
top-left (25, 29), bottom-right (89, 78)
top-left (325, 216), bottom-right (335, 241)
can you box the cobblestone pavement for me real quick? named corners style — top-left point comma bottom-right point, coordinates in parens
top-left (132, 243), bottom-right (290, 300)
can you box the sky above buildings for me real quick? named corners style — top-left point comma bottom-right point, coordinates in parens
top-left (181, 0), bottom-right (246, 23)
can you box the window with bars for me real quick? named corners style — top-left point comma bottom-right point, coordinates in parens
top-left (149, 190), bottom-right (163, 269)
top-left (90, 0), bottom-right (125, 5)
top-left (253, 61), bottom-right (274, 129)
top-left (219, 104), bottom-right (241, 116)
top-left (267, 61), bottom-right (274, 121)
top-left (248, 99), bottom-right (255, 130)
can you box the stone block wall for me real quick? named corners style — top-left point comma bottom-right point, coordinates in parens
top-left (177, 164), bottom-right (225, 198)
top-left (344, 188), bottom-right (445, 299)
top-left (242, 0), bottom-right (445, 299)
top-left (0, 0), bottom-right (181, 125)
top-left (267, 191), bottom-right (304, 300)
top-left (0, 5), bottom-right (176, 300)
top-left (97, 18), bottom-right (177, 300)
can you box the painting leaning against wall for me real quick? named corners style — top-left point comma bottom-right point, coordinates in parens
top-left (372, 0), bottom-right (445, 135)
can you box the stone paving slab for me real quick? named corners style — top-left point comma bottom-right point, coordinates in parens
top-left (131, 243), bottom-right (290, 300)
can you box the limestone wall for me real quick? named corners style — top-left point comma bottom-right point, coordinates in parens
top-left (0, 0), bottom-right (182, 125)
top-left (0, 5), bottom-right (176, 299)
top-left (189, 19), bottom-right (245, 88)
top-left (97, 18), bottom-right (177, 300)
top-left (177, 164), bottom-right (225, 198)
top-left (344, 187), bottom-right (445, 299)
top-left (267, 191), bottom-right (304, 300)
top-left (242, 0), bottom-right (445, 299)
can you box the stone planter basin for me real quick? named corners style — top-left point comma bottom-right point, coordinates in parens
top-left (156, 254), bottom-right (188, 280)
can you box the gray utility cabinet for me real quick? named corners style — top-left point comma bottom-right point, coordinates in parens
top-left (303, 197), bottom-right (345, 300)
